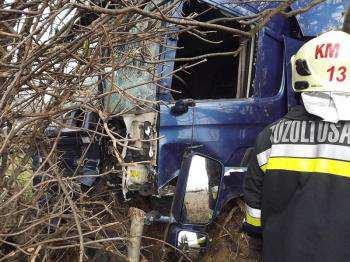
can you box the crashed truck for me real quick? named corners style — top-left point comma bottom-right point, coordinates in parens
top-left (40, 0), bottom-right (347, 252)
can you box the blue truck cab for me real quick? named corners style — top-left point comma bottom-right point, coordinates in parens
top-left (156, 0), bottom-right (347, 251)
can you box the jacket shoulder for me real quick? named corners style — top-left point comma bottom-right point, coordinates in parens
top-left (255, 118), bottom-right (286, 152)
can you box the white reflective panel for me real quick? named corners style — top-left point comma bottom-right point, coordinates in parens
top-left (187, 155), bottom-right (209, 191)
top-left (182, 155), bottom-right (221, 224)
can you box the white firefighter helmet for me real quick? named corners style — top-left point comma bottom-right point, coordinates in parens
top-left (291, 30), bottom-right (350, 92)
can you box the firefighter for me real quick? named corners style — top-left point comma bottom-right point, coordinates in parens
top-left (243, 29), bottom-right (350, 262)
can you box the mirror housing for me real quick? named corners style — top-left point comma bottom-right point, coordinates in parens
top-left (167, 224), bottom-right (209, 252)
top-left (170, 99), bottom-right (196, 116)
top-left (172, 153), bottom-right (224, 225)
top-left (177, 230), bottom-right (209, 249)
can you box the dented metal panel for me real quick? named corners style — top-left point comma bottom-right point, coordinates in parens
top-left (158, 92), bottom-right (288, 189)
top-left (157, 21), bottom-right (288, 190)
top-left (199, 0), bottom-right (281, 16)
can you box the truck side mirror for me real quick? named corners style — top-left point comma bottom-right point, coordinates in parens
top-left (172, 153), bottom-right (224, 225)
top-left (170, 99), bottom-right (196, 116)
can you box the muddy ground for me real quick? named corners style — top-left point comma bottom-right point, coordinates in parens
top-left (137, 197), bottom-right (252, 262)
top-left (83, 187), bottom-right (253, 262)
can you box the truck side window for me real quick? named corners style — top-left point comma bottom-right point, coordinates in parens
top-left (171, 1), bottom-right (254, 100)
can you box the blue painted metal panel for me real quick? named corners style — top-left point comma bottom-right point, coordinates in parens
top-left (199, 0), bottom-right (282, 16)
top-left (157, 2), bottom-right (291, 190)
top-left (252, 28), bottom-right (284, 98)
top-left (199, 0), bottom-right (256, 16)
top-left (158, 88), bottom-right (288, 189)
top-left (200, 0), bottom-right (284, 32)
top-left (291, 0), bottom-right (349, 36)
top-left (201, 0), bottom-right (349, 37)
top-left (157, 107), bottom-right (194, 188)
top-left (246, 1), bottom-right (280, 12)
top-left (192, 96), bottom-right (286, 162)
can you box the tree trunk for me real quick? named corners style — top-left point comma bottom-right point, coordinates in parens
top-left (128, 207), bottom-right (146, 262)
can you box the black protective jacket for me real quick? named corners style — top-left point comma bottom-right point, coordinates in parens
top-left (244, 105), bottom-right (350, 262)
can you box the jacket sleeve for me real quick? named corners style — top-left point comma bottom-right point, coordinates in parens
top-left (243, 126), bottom-right (272, 237)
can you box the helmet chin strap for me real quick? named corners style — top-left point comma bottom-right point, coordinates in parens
top-left (301, 92), bottom-right (350, 123)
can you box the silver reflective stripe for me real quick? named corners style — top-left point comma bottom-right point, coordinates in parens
top-left (246, 204), bottom-right (261, 218)
top-left (257, 148), bottom-right (271, 167)
top-left (270, 144), bottom-right (350, 162)
top-left (81, 136), bottom-right (91, 144)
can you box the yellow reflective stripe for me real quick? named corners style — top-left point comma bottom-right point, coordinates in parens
top-left (261, 164), bottom-right (267, 173)
top-left (246, 213), bottom-right (261, 227)
top-left (266, 157), bottom-right (350, 178)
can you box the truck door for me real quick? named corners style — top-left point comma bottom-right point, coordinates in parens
top-left (157, 0), bottom-right (303, 190)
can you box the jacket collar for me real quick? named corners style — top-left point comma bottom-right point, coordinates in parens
top-left (284, 105), bottom-right (322, 121)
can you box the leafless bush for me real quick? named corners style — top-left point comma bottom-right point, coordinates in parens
top-left (0, 0), bottom-right (326, 261)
